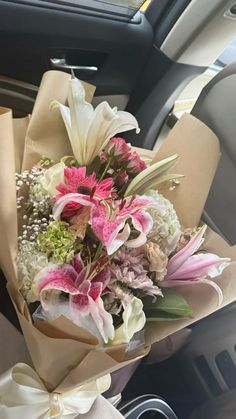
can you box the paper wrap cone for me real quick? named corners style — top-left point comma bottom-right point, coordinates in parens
top-left (1, 70), bottom-right (236, 391)
top-left (152, 113), bottom-right (221, 228)
top-left (0, 315), bottom-right (124, 418)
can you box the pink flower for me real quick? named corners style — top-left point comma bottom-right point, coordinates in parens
top-left (127, 151), bottom-right (147, 174)
top-left (36, 254), bottom-right (114, 343)
top-left (108, 248), bottom-right (162, 298)
top-left (54, 167), bottom-right (115, 218)
top-left (106, 137), bottom-right (131, 158)
top-left (162, 226), bottom-right (230, 305)
top-left (91, 196), bottom-right (154, 255)
top-left (116, 170), bottom-right (129, 185)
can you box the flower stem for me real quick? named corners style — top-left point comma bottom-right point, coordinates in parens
top-left (93, 242), bottom-right (103, 260)
top-left (100, 159), bottom-right (111, 181)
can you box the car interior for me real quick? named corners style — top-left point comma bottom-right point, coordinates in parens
top-left (1, 0), bottom-right (236, 417)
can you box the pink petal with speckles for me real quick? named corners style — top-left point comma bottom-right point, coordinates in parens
top-left (103, 220), bottom-right (125, 246)
top-left (132, 210), bottom-right (153, 234)
top-left (106, 223), bottom-right (131, 255)
top-left (70, 294), bottom-right (89, 312)
top-left (91, 216), bottom-right (106, 242)
top-left (72, 253), bottom-right (84, 274)
top-left (53, 193), bottom-right (94, 220)
top-left (37, 264), bottom-right (79, 310)
top-left (78, 280), bottom-right (91, 295)
top-left (89, 282), bottom-right (103, 301)
top-left (37, 264), bottom-right (78, 293)
top-left (119, 197), bottom-right (152, 217)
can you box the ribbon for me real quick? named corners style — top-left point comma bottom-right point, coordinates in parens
top-left (0, 363), bottom-right (111, 418)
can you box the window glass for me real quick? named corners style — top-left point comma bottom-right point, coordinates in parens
top-left (39, 0), bottom-right (148, 19)
top-left (215, 37), bottom-right (236, 69)
top-left (173, 36), bottom-right (236, 118)
top-left (154, 37), bottom-right (236, 149)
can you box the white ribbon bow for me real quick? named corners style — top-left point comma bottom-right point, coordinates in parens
top-left (0, 363), bottom-right (111, 419)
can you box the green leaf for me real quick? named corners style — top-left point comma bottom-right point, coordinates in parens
top-left (144, 289), bottom-right (192, 321)
top-left (146, 312), bottom-right (189, 321)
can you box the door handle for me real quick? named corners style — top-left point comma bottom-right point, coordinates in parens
top-left (50, 58), bottom-right (98, 75)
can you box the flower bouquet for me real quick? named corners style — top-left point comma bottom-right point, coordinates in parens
top-left (1, 70), bottom-right (236, 415)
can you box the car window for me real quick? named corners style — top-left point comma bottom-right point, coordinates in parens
top-left (153, 36), bottom-right (236, 151)
top-left (36, 0), bottom-right (148, 19)
top-left (174, 36), bottom-right (236, 118)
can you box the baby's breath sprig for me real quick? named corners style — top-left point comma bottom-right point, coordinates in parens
top-left (16, 167), bottom-right (53, 245)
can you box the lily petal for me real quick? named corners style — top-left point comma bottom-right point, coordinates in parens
top-left (53, 193), bottom-right (93, 220)
top-left (68, 78), bottom-right (94, 163)
top-left (131, 211), bottom-right (153, 235)
top-left (167, 225), bottom-right (207, 276)
top-left (111, 297), bottom-right (146, 345)
top-left (72, 253), bottom-right (85, 275)
top-left (167, 253), bottom-right (231, 281)
top-left (89, 296), bottom-right (115, 343)
top-left (125, 155), bottom-right (179, 196)
top-left (107, 223), bottom-right (131, 256)
top-left (37, 264), bottom-right (79, 309)
top-left (71, 293), bottom-right (114, 343)
top-left (162, 278), bottom-right (223, 306)
top-left (125, 231), bottom-right (148, 249)
top-left (86, 103), bottom-right (140, 165)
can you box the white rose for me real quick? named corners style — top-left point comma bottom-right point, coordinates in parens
top-left (40, 162), bottom-right (65, 196)
top-left (111, 297), bottom-right (146, 345)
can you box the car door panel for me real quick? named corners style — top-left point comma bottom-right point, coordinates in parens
top-left (0, 0), bottom-right (153, 95)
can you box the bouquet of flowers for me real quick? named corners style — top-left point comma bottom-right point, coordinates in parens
top-left (16, 75), bottom-right (229, 348)
top-left (0, 70), bottom-right (236, 408)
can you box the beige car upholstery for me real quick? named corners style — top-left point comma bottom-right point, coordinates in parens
top-left (192, 61), bottom-right (236, 244)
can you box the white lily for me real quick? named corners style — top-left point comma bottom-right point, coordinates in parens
top-left (52, 77), bottom-right (140, 166)
top-left (110, 297), bottom-right (146, 345)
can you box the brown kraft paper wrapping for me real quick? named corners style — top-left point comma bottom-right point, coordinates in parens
top-left (152, 113), bottom-right (221, 228)
top-left (0, 71), bottom-right (236, 391)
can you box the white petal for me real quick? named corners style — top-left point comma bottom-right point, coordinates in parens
top-left (86, 104), bottom-right (140, 164)
top-left (111, 297), bottom-right (146, 345)
top-left (40, 162), bottom-right (65, 196)
top-left (68, 78), bottom-right (94, 163)
top-left (125, 232), bottom-right (147, 249)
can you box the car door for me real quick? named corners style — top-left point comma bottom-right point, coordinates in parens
top-left (0, 0), bottom-right (202, 131)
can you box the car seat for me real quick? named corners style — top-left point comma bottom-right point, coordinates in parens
top-left (191, 61), bottom-right (236, 243)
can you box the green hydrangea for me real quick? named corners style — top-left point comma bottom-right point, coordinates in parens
top-left (37, 221), bottom-right (77, 264)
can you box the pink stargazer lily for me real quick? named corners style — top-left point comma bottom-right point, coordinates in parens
top-left (91, 196), bottom-right (156, 255)
top-left (162, 225), bottom-right (230, 305)
top-left (36, 254), bottom-right (114, 343)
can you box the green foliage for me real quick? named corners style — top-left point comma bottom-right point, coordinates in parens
top-left (144, 288), bottom-right (192, 321)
